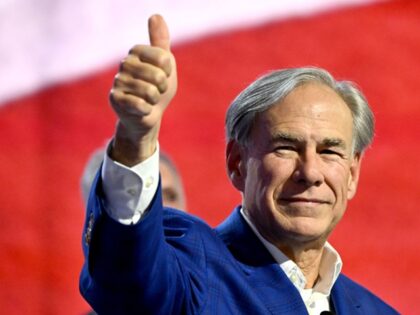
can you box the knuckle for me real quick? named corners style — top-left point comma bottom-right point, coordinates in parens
top-left (156, 54), bottom-right (171, 70)
top-left (113, 73), bottom-right (126, 87)
top-left (119, 55), bottom-right (137, 73)
top-left (109, 89), bottom-right (123, 107)
top-left (109, 88), bottom-right (118, 98)
top-left (146, 84), bottom-right (159, 98)
top-left (145, 84), bottom-right (159, 101)
top-left (113, 73), bottom-right (121, 83)
top-left (157, 80), bottom-right (167, 94)
top-left (134, 99), bottom-right (148, 112)
top-left (154, 72), bottom-right (166, 86)
top-left (128, 44), bottom-right (141, 55)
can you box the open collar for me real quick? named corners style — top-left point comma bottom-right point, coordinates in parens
top-left (215, 207), bottom-right (308, 315)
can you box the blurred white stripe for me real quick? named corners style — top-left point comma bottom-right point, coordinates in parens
top-left (0, 0), bottom-right (382, 104)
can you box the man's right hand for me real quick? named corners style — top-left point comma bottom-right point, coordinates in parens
top-left (109, 14), bottom-right (177, 166)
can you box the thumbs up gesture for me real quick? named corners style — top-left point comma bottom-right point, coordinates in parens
top-left (109, 15), bottom-right (177, 165)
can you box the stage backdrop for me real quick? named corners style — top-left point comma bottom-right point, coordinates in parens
top-left (0, 0), bottom-right (419, 314)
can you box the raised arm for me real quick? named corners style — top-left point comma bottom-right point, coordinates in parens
top-left (80, 16), bottom-right (189, 314)
top-left (109, 14), bottom-right (177, 166)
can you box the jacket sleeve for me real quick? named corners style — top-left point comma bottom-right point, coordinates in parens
top-left (79, 169), bottom-right (207, 315)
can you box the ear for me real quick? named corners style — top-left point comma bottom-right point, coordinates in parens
top-left (347, 152), bottom-right (363, 200)
top-left (226, 140), bottom-right (246, 192)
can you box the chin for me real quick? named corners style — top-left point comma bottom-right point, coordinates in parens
top-left (284, 220), bottom-right (330, 243)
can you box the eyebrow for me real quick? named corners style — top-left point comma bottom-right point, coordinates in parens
top-left (322, 137), bottom-right (347, 150)
top-left (271, 132), bottom-right (347, 149)
top-left (271, 132), bottom-right (304, 144)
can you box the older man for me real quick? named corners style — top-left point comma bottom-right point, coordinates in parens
top-left (80, 15), bottom-right (398, 314)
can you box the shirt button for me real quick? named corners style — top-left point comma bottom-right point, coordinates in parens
top-left (144, 176), bottom-right (154, 188)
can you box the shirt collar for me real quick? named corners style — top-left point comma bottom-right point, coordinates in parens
top-left (240, 207), bottom-right (342, 295)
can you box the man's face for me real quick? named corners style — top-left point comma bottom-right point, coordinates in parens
top-left (229, 83), bottom-right (361, 247)
top-left (160, 160), bottom-right (186, 210)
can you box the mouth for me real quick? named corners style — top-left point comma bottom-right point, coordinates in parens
top-left (279, 197), bottom-right (330, 205)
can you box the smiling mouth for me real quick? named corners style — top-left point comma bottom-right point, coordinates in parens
top-left (280, 197), bottom-right (330, 204)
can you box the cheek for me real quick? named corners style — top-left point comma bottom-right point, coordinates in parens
top-left (255, 158), bottom-right (294, 202)
top-left (243, 160), bottom-right (264, 196)
top-left (265, 158), bottom-right (295, 191)
top-left (324, 164), bottom-right (353, 204)
top-left (243, 159), bottom-right (272, 205)
top-left (243, 155), bottom-right (295, 209)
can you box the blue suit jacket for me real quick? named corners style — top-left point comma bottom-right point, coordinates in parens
top-left (80, 175), bottom-right (399, 315)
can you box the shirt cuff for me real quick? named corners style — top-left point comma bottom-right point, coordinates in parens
top-left (101, 140), bottom-right (160, 225)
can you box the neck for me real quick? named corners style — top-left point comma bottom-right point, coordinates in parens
top-left (240, 207), bottom-right (328, 288)
top-left (278, 244), bottom-right (325, 288)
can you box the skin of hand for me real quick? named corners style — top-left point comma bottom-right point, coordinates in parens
top-left (109, 14), bottom-right (177, 166)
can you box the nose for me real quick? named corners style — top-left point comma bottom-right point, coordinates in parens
top-left (292, 152), bottom-right (324, 187)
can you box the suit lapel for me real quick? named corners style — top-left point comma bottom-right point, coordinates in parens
top-left (330, 275), bottom-right (362, 315)
top-left (215, 207), bottom-right (308, 315)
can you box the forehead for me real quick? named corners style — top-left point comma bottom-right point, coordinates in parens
top-left (251, 83), bottom-right (354, 145)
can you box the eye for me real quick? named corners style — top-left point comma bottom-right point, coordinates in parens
top-left (163, 189), bottom-right (178, 202)
top-left (320, 149), bottom-right (343, 157)
top-left (321, 149), bottom-right (336, 154)
top-left (275, 145), bottom-right (296, 152)
top-left (274, 145), bottom-right (297, 155)
top-left (273, 145), bottom-right (299, 157)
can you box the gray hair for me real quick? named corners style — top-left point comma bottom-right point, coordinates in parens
top-left (225, 67), bottom-right (374, 154)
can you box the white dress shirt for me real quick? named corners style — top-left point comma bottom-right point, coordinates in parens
top-left (101, 142), bottom-right (342, 314)
top-left (101, 142), bottom-right (160, 225)
top-left (240, 208), bottom-right (342, 315)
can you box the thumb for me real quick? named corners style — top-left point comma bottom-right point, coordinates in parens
top-left (148, 14), bottom-right (171, 51)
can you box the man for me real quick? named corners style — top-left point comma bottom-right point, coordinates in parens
top-left (80, 15), bottom-right (398, 314)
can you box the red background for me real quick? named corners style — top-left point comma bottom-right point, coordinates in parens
top-left (1, 0), bottom-right (419, 313)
